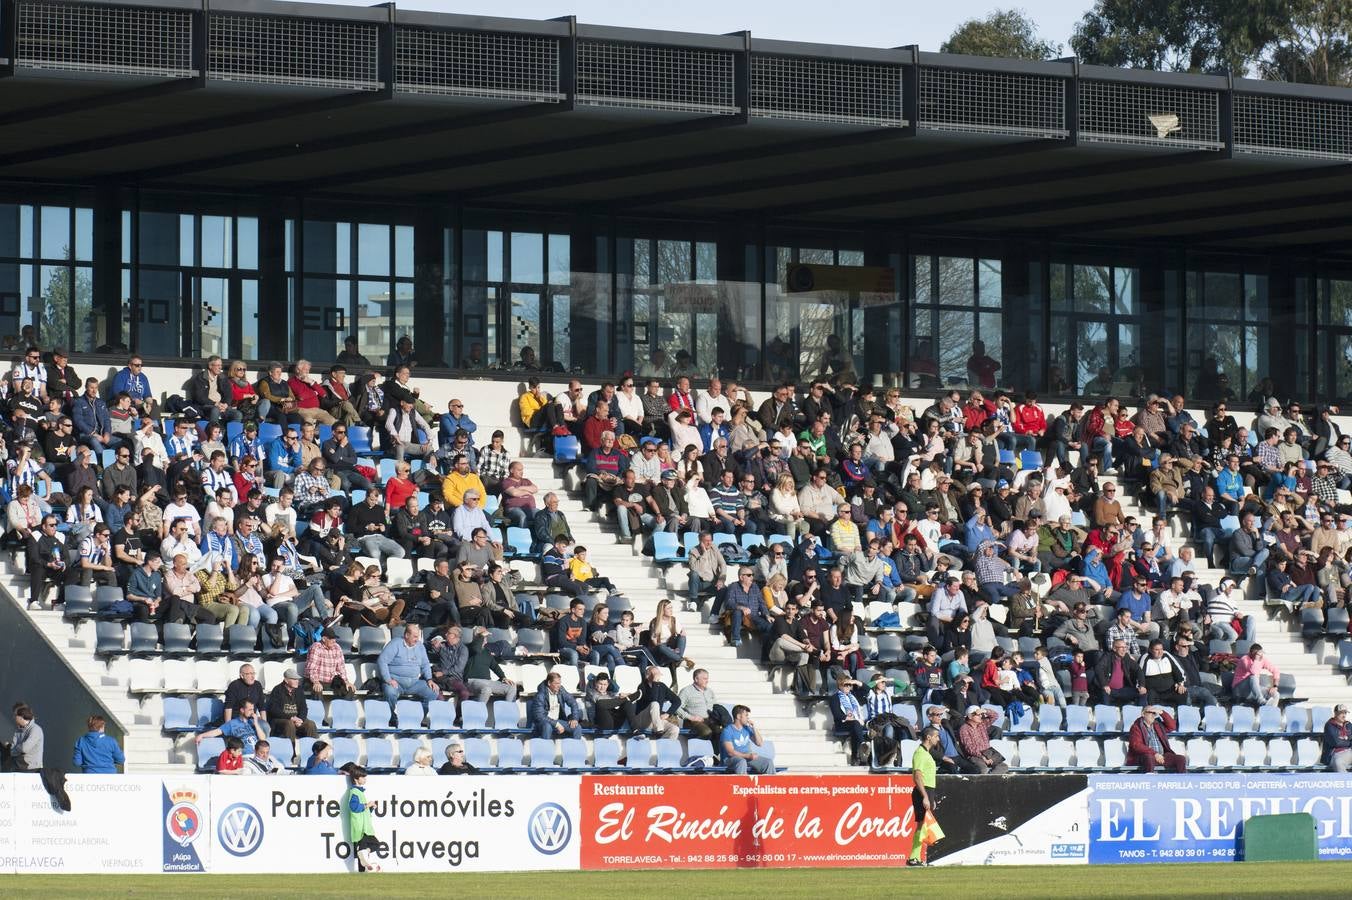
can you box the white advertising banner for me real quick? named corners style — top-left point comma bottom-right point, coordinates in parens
top-left (3, 774), bottom-right (213, 874)
top-left (206, 775), bottom-right (581, 873)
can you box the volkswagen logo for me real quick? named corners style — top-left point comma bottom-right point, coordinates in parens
top-left (217, 803), bottom-right (264, 857)
top-left (527, 802), bottom-right (571, 855)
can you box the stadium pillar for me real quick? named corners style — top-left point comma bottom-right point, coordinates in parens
top-left (413, 206), bottom-right (449, 368)
top-left (257, 212), bottom-right (289, 363)
top-left (92, 186), bottom-right (123, 351)
top-left (569, 216), bottom-right (603, 376)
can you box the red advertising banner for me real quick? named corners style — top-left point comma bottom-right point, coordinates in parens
top-left (579, 775), bottom-right (916, 869)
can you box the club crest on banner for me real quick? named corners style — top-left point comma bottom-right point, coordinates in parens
top-left (162, 786), bottom-right (206, 872)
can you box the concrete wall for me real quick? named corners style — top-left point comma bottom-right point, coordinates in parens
top-left (0, 593), bottom-right (123, 771)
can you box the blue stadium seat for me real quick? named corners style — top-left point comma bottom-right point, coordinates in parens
top-left (194, 623), bottom-right (224, 655)
top-left (652, 532), bottom-right (682, 566)
top-left (496, 738), bottom-right (525, 769)
top-left (258, 423), bottom-right (282, 444)
top-left (95, 621), bottom-right (125, 655)
top-left (357, 627), bottom-right (386, 656)
top-left (129, 622), bottom-right (159, 653)
top-left (326, 699), bottom-right (361, 732)
top-left (1257, 705), bottom-right (1283, 734)
top-left (1019, 450), bottom-right (1043, 470)
top-left (196, 737), bottom-right (225, 771)
top-left (529, 738), bottom-right (558, 769)
top-left (1037, 706), bottom-right (1064, 733)
top-left (553, 435), bottom-right (580, 463)
top-left (625, 737), bottom-right (653, 770)
top-left (653, 738), bottom-right (684, 770)
top-left (363, 699), bottom-right (394, 731)
top-left (1064, 705), bottom-right (1092, 733)
top-left (296, 737), bottom-right (317, 768)
top-left (460, 701), bottom-right (490, 732)
top-left (427, 700), bottom-right (457, 732)
top-left (395, 699), bottom-right (427, 730)
top-left (348, 427), bottom-right (373, 455)
top-left (464, 737), bottom-right (492, 769)
top-left (505, 527), bottom-right (534, 559)
top-left (1093, 705), bottom-right (1121, 733)
top-left (492, 700), bottom-right (524, 732)
top-left (592, 737), bottom-right (623, 769)
top-left (1229, 707), bottom-right (1257, 734)
top-left (331, 737), bottom-right (360, 769)
top-left (1175, 705), bottom-right (1202, 734)
top-left (226, 625), bottom-right (257, 654)
top-left (560, 738), bottom-right (589, 771)
top-left (162, 697), bottom-right (194, 732)
top-left (269, 737), bottom-right (296, 767)
top-left (1203, 705), bottom-right (1229, 733)
top-left (195, 697), bottom-right (223, 729)
top-left (740, 533), bottom-right (765, 553)
top-left (396, 737), bottom-right (422, 769)
top-left (687, 738), bottom-right (715, 761)
top-left (366, 737), bottom-right (396, 771)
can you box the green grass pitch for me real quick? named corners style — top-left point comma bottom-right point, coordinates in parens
top-left (10, 862), bottom-right (1352, 898)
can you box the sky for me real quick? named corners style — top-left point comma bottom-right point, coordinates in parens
top-left (319, 1), bottom-right (1090, 54)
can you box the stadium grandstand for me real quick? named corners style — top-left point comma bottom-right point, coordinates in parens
top-left (0, 0), bottom-right (1351, 788)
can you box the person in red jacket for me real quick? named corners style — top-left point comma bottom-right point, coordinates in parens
top-left (287, 360), bottom-right (336, 425)
top-left (962, 391), bottom-right (995, 433)
top-left (1013, 392), bottom-right (1047, 445)
top-left (1126, 706), bottom-right (1186, 773)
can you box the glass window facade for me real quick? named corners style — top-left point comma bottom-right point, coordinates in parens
top-left (0, 204), bottom-right (94, 351)
top-left (0, 193), bottom-right (1340, 409)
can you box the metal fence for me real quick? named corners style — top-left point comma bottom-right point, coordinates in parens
top-left (8, 0), bottom-right (1352, 160)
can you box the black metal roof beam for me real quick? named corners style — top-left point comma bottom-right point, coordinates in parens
top-left (1182, 213), bottom-right (1352, 244)
top-left (1057, 187), bottom-right (1352, 235)
top-left (886, 161), bottom-right (1352, 230)
top-left (748, 149), bottom-right (1219, 218)
top-left (290, 113), bottom-right (743, 194)
top-left (406, 127), bottom-right (914, 203)
top-left (0, 78), bottom-right (204, 129)
top-left (0, 90), bottom-right (383, 172)
top-left (598, 138), bottom-right (1056, 210)
top-left (117, 101), bottom-right (563, 182)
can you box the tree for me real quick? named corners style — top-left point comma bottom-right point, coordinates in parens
top-left (941, 8), bottom-right (1061, 60)
top-left (1070, 0), bottom-right (1285, 73)
top-left (1258, 0), bottom-right (1352, 86)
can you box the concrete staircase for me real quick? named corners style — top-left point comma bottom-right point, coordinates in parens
top-left (0, 561), bottom-right (169, 770)
top-left (516, 456), bottom-right (850, 771)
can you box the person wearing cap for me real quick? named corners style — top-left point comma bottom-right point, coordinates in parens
top-left (306, 627), bottom-right (354, 699)
top-left (1126, 706), bottom-right (1185, 773)
top-left (265, 667), bottom-right (317, 740)
top-left (1322, 705), bottom-right (1352, 771)
top-left (957, 706), bottom-right (1007, 774)
top-left (1165, 635), bottom-right (1217, 707)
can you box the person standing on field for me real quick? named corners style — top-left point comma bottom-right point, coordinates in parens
top-left (908, 726), bottom-right (941, 867)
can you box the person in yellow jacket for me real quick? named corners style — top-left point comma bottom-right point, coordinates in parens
top-left (518, 379), bottom-right (549, 429)
top-left (441, 454), bottom-right (486, 509)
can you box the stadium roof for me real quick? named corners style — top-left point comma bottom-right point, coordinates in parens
top-left (3, 0), bottom-right (1352, 254)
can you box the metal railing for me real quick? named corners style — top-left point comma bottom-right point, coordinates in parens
top-left (6, 0), bottom-right (1352, 160)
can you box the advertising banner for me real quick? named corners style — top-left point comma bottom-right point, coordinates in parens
top-left (1088, 773), bottom-right (1352, 863)
top-left (929, 774), bottom-right (1089, 867)
top-left (206, 775), bottom-right (581, 873)
top-left (580, 774), bottom-right (917, 869)
top-left (3, 774), bottom-right (211, 874)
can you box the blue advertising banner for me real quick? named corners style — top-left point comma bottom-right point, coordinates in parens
top-left (1088, 774), bottom-right (1352, 864)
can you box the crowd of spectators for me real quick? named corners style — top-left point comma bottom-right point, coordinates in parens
top-left (519, 371), bottom-right (1352, 757)
top-left (10, 338), bottom-right (1352, 775)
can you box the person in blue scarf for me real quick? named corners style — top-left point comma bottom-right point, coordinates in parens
top-left (1081, 547), bottom-right (1113, 603)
